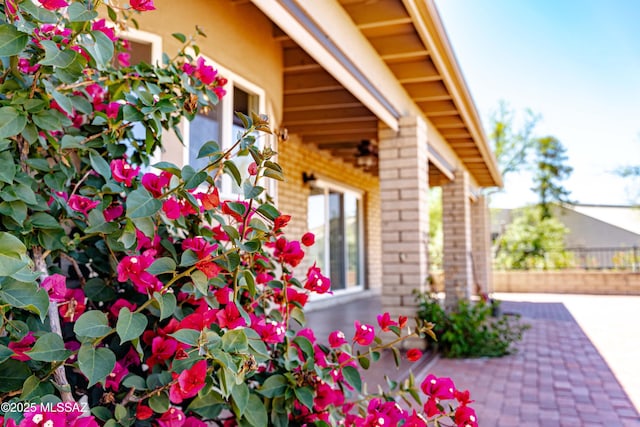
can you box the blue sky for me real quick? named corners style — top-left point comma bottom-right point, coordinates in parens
top-left (434, 0), bottom-right (640, 207)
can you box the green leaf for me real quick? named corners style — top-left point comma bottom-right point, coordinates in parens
top-left (147, 257), bottom-right (176, 276)
top-left (0, 107), bottom-right (27, 140)
top-left (39, 40), bottom-right (78, 68)
top-left (231, 382), bottom-right (249, 417)
top-left (293, 336), bottom-right (314, 361)
top-left (0, 344), bottom-right (13, 363)
top-left (83, 31), bottom-right (114, 70)
top-left (243, 393), bottom-right (268, 427)
top-left (29, 212), bottom-right (61, 229)
top-left (0, 201), bottom-right (27, 226)
top-left (357, 355), bottom-right (370, 370)
top-left (67, 2), bottom-right (99, 22)
top-left (122, 375), bottom-right (147, 390)
top-left (85, 278), bottom-right (116, 302)
top-left (172, 32), bottom-right (187, 43)
top-left (257, 374), bottom-right (288, 398)
top-left (197, 140), bottom-right (221, 159)
top-left (169, 329), bottom-right (200, 347)
top-left (0, 24), bottom-right (28, 56)
top-left (242, 182), bottom-right (264, 200)
top-left (0, 281), bottom-right (49, 322)
top-left (154, 292), bottom-right (176, 320)
top-left (26, 333), bottom-right (72, 362)
top-left (19, 2), bottom-right (58, 23)
top-left (32, 110), bottom-right (62, 131)
top-left (116, 307), bottom-right (147, 343)
top-left (294, 386), bottom-right (314, 410)
top-left (50, 89), bottom-right (75, 117)
top-left (0, 359), bottom-right (31, 393)
top-left (78, 345), bottom-right (116, 387)
top-left (342, 365), bottom-right (362, 392)
top-left (152, 161), bottom-right (181, 177)
top-left (126, 187), bottom-right (162, 218)
top-left (90, 150), bottom-right (112, 181)
top-left (190, 269), bottom-right (209, 294)
top-left (263, 161), bottom-right (284, 181)
top-left (149, 392), bottom-right (169, 413)
top-left (0, 151), bottom-right (16, 184)
top-left (73, 311), bottom-right (111, 338)
top-left (256, 203), bottom-right (279, 221)
top-left (223, 161), bottom-right (242, 186)
top-left (20, 374), bottom-right (54, 401)
top-left (221, 329), bottom-right (248, 353)
top-left (185, 170), bottom-right (207, 190)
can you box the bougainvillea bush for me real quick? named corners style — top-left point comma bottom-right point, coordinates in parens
top-left (0, 1), bottom-right (477, 426)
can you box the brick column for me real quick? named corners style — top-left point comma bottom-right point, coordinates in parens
top-left (378, 116), bottom-right (429, 319)
top-left (442, 170), bottom-right (472, 310)
top-left (471, 195), bottom-right (492, 296)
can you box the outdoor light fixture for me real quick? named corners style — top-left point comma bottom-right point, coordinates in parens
top-left (356, 139), bottom-right (378, 170)
top-left (302, 171), bottom-right (317, 184)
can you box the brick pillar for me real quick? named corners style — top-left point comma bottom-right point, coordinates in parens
top-left (442, 170), bottom-right (472, 310)
top-left (471, 195), bottom-right (492, 296)
top-left (378, 116), bottom-right (429, 319)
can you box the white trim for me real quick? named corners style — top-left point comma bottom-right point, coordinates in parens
top-left (310, 177), bottom-right (364, 197)
top-left (117, 28), bottom-right (163, 65)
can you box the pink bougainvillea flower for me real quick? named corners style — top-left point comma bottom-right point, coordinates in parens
top-left (183, 417), bottom-right (207, 427)
top-left (455, 389), bottom-right (474, 406)
top-left (146, 336), bottom-right (178, 369)
top-left (129, 0), bottom-right (155, 11)
top-left (59, 288), bottom-right (87, 323)
top-left (404, 410), bottom-right (428, 427)
top-left (213, 287), bottom-right (232, 305)
top-left (216, 302), bottom-right (246, 330)
top-left (274, 238), bottom-right (305, 267)
top-left (68, 194), bottom-right (99, 216)
top-left (407, 348), bottom-right (423, 362)
top-left (92, 19), bottom-right (117, 41)
top-left (108, 298), bottom-right (137, 319)
top-left (169, 360), bottom-right (207, 404)
top-left (103, 203), bottom-right (124, 222)
top-left (110, 159), bottom-right (139, 187)
top-left (20, 407), bottom-right (67, 427)
top-left (195, 258), bottom-right (222, 279)
top-left (398, 315), bottom-right (408, 329)
top-left (421, 374), bottom-right (456, 400)
top-left (38, 0), bottom-right (68, 10)
top-left (116, 250), bottom-right (163, 294)
top-left (136, 404), bottom-right (153, 420)
top-left (162, 197), bottom-right (181, 220)
top-left (196, 187), bottom-right (220, 210)
top-left (116, 51), bottom-right (131, 67)
top-left (273, 214), bottom-right (291, 231)
top-left (353, 321), bottom-right (375, 346)
top-left (136, 229), bottom-right (160, 252)
top-left (40, 273), bottom-right (67, 302)
top-left (296, 328), bottom-right (316, 344)
top-left (157, 407), bottom-right (186, 427)
top-left (183, 57), bottom-right (218, 86)
top-left (377, 312), bottom-right (398, 332)
top-left (328, 330), bottom-right (347, 348)
top-left (248, 162), bottom-right (258, 176)
top-left (314, 382), bottom-right (345, 411)
top-left (454, 405), bottom-right (478, 427)
top-left (182, 237), bottom-right (216, 260)
top-left (105, 361), bottom-right (128, 391)
top-left (9, 332), bottom-right (36, 361)
top-left (106, 102), bottom-right (120, 119)
top-left (305, 263), bottom-right (331, 294)
top-left (141, 171), bottom-right (171, 197)
top-left (179, 311), bottom-right (216, 331)
top-left (301, 232), bottom-right (315, 247)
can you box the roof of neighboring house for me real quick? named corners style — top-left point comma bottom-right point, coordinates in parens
top-left (567, 204), bottom-right (640, 236)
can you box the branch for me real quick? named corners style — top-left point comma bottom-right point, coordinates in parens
top-left (33, 247), bottom-right (76, 403)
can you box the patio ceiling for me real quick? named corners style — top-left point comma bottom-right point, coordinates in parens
top-left (261, 0), bottom-right (502, 188)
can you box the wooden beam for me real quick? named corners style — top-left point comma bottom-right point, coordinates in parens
top-left (388, 58), bottom-right (440, 83)
top-left (342, 0), bottom-right (410, 26)
top-left (286, 118), bottom-right (377, 135)
top-left (417, 100), bottom-right (457, 116)
top-left (300, 131), bottom-right (378, 145)
top-left (284, 106), bottom-right (374, 124)
top-left (283, 47), bottom-right (321, 72)
top-left (403, 80), bottom-right (449, 101)
top-left (369, 33), bottom-right (428, 60)
top-left (429, 115), bottom-right (465, 128)
top-left (284, 70), bottom-right (342, 95)
top-left (439, 129), bottom-right (471, 139)
top-left (284, 89), bottom-right (361, 111)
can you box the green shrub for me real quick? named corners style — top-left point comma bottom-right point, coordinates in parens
top-left (416, 292), bottom-right (530, 358)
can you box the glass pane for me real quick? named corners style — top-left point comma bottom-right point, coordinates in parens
top-left (189, 107), bottom-right (221, 173)
top-left (307, 190), bottom-right (326, 273)
top-left (329, 191), bottom-right (345, 290)
top-left (230, 87), bottom-right (260, 194)
top-left (345, 193), bottom-right (360, 287)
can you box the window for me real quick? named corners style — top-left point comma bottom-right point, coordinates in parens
top-left (307, 181), bottom-right (363, 291)
top-left (185, 60), bottom-right (267, 198)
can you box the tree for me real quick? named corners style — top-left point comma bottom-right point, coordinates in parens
top-left (494, 206), bottom-right (572, 270)
top-left (488, 100), bottom-right (540, 185)
top-left (531, 136), bottom-right (573, 218)
top-left (614, 165), bottom-right (640, 205)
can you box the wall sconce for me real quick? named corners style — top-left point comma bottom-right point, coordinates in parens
top-left (356, 139), bottom-right (378, 170)
top-left (302, 171), bottom-right (316, 184)
top-left (277, 127), bottom-right (289, 142)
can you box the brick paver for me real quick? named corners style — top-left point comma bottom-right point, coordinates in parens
top-left (420, 297), bottom-right (640, 426)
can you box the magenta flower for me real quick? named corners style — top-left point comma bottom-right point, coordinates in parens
top-left (421, 374), bottom-right (456, 400)
top-left (301, 232), bottom-right (315, 246)
top-left (216, 302), bottom-right (247, 329)
top-left (328, 330), bottom-right (348, 348)
top-left (157, 408), bottom-right (186, 427)
top-left (377, 311), bottom-right (398, 332)
top-left (92, 19), bottom-right (117, 42)
top-left (182, 237), bottom-right (216, 259)
top-left (169, 360), bottom-right (207, 404)
top-left (142, 172), bottom-right (171, 197)
top-left (116, 251), bottom-right (163, 294)
top-left (38, 0), bottom-right (68, 10)
top-left (109, 298), bottom-right (137, 318)
top-left (68, 195), bottom-right (99, 216)
top-left (129, 0), bottom-right (155, 11)
top-left (305, 263), bottom-right (331, 294)
top-left (407, 348), bottom-right (422, 362)
top-left (162, 197), bottom-right (181, 220)
top-left (116, 52), bottom-right (131, 67)
top-left (105, 361), bottom-right (128, 391)
top-left (274, 238), bottom-right (305, 267)
top-left (146, 336), bottom-right (178, 369)
top-left (103, 203), bottom-right (124, 222)
top-left (353, 321), bottom-right (375, 346)
top-left (454, 405), bottom-right (478, 427)
top-left (40, 273), bottom-right (67, 302)
top-left (110, 159), bottom-right (139, 187)
top-left (58, 288), bottom-right (86, 322)
top-left (9, 332), bottom-right (36, 361)
top-left (106, 102), bottom-right (120, 119)
top-left (404, 410), bottom-right (428, 427)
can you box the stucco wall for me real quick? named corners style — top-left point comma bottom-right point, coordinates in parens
top-left (493, 271), bottom-right (640, 295)
top-left (134, 0), bottom-right (283, 122)
top-left (277, 135), bottom-right (382, 291)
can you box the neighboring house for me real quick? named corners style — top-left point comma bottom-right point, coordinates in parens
top-left (130, 0), bottom-right (502, 315)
